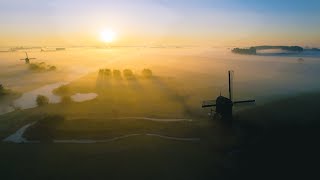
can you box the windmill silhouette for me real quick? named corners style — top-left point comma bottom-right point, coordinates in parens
top-left (202, 70), bottom-right (255, 120)
top-left (20, 52), bottom-right (36, 64)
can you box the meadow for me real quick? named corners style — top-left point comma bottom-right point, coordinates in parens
top-left (1, 47), bottom-right (320, 179)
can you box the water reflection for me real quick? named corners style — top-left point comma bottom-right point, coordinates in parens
top-left (0, 82), bottom-right (98, 115)
top-left (71, 93), bottom-right (98, 102)
top-left (14, 82), bottom-right (67, 109)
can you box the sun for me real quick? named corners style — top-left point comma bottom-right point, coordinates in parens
top-left (100, 29), bottom-right (117, 43)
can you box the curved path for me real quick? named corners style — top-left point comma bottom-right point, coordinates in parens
top-left (114, 117), bottom-right (192, 122)
top-left (53, 134), bottom-right (200, 144)
top-left (3, 123), bottom-right (200, 144)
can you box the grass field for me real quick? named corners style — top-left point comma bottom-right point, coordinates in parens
top-left (1, 49), bottom-right (320, 179)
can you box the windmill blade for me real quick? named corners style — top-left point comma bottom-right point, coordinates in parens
top-left (29, 58), bottom-right (36, 60)
top-left (202, 100), bottom-right (217, 108)
top-left (228, 70), bottom-right (234, 101)
top-left (233, 100), bottom-right (255, 105)
top-left (20, 59), bottom-right (26, 60)
top-left (25, 52), bottom-right (28, 58)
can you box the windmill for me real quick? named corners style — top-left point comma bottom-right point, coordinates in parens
top-left (20, 52), bottom-right (36, 64)
top-left (202, 70), bottom-right (255, 120)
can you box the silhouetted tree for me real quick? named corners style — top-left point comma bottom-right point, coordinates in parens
top-left (142, 69), bottom-right (153, 78)
top-left (113, 69), bottom-right (121, 78)
top-left (49, 66), bottom-right (57, 71)
top-left (232, 47), bottom-right (257, 55)
top-left (36, 95), bottom-right (49, 106)
top-left (53, 85), bottom-right (69, 95)
top-left (104, 69), bottom-right (112, 77)
top-left (99, 69), bottom-right (104, 76)
top-left (123, 69), bottom-right (134, 79)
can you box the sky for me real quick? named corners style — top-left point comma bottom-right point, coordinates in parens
top-left (0, 0), bottom-right (319, 47)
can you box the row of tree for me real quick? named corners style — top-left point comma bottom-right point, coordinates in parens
top-left (98, 68), bottom-right (153, 79)
top-left (232, 47), bottom-right (257, 55)
top-left (232, 46), bottom-right (304, 55)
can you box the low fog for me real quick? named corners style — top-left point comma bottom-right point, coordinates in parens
top-left (1, 47), bottom-right (320, 115)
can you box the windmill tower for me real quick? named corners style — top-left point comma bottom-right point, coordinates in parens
top-left (20, 52), bottom-right (36, 64)
top-left (202, 71), bottom-right (255, 120)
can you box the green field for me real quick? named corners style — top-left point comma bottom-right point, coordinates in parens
top-left (1, 69), bottom-right (320, 179)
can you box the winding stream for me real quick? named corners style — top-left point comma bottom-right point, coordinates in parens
top-left (3, 122), bottom-right (37, 143)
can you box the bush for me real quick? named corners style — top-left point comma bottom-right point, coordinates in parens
top-left (142, 69), bottom-right (153, 78)
top-left (36, 95), bottom-right (49, 106)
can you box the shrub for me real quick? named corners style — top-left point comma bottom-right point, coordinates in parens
top-left (142, 69), bottom-right (153, 78)
top-left (36, 95), bottom-right (49, 106)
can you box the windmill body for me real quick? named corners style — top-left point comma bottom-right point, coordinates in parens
top-left (20, 52), bottom-right (36, 64)
top-left (202, 71), bottom-right (255, 120)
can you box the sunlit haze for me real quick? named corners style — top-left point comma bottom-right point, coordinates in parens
top-left (1, 1), bottom-right (320, 179)
top-left (1, 0), bottom-right (320, 47)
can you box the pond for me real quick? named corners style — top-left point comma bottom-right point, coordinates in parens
top-left (0, 82), bottom-right (98, 115)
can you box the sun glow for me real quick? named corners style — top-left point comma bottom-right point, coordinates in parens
top-left (100, 29), bottom-right (117, 43)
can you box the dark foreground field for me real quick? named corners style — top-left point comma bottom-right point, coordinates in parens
top-left (1, 91), bottom-right (320, 179)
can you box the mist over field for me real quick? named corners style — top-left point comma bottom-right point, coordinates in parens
top-left (1, 47), bottom-right (320, 111)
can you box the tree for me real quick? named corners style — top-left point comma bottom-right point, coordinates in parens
top-left (113, 69), bottom-right (121, 78)
top-left (49, 66), bottom-right (57, 71)
top-left (104, 69), bottom-right (112, 77)
top-left (123, 69), bottom-right (134, 79)
top-left (53, 85), bottom-right (69, 96)
top-left (142, 69), bottom-right (153, 78)
top-left (36, 95), bottom-right (49, 106)
top-left (231, 47), bottom-right (257, 55)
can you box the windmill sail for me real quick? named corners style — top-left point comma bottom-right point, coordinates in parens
top-left (228, 70), bottom-right (234, 101)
